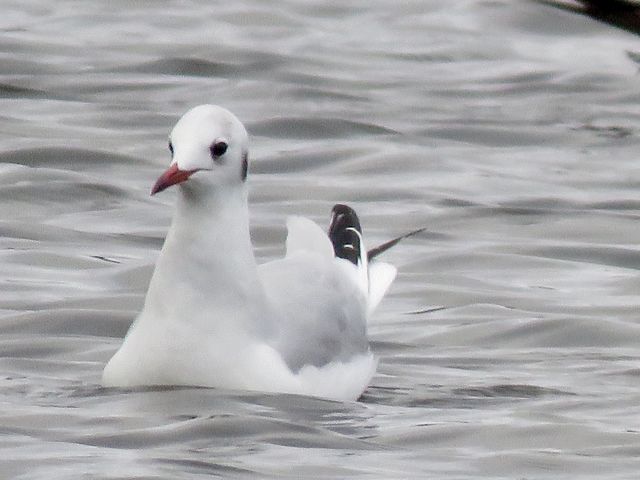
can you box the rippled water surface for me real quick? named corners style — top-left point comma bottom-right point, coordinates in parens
top-left (2, 1), bottom-right (640, 478)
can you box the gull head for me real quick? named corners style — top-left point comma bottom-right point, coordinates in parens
top-left (152, 105), bottom-right (249, 195)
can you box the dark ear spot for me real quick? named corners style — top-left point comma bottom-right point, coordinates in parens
top-left (241, 151), bottom-right (248, 182)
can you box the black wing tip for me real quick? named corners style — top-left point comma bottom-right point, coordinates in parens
top-left (328, 204), bottom-right (363, 266)
top-left (330, 204), bottom-right (362, 232)
top-left (329, 203), bottom-right (427, 263)
top-left (367, 227), bottom-right (426, 260)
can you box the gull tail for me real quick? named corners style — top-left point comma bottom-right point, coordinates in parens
top-left (328, 204), bottom-right (422, 317)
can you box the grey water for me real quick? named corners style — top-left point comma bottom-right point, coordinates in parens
top-left (2, 0), bottom-right (640, 478)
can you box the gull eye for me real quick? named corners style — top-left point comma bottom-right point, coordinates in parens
top-left (210, 141), bottom-right (228, 159)
top-left (168, 141), bottom-right (174, 156)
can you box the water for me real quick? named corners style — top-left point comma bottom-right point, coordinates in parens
top-left (2, 0), bottom-right (640, 478)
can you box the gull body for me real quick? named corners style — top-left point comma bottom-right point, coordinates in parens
top-left (102, 105), bottom-right (397, 401)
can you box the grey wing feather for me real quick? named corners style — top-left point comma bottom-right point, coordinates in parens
top-left (258, 253), bottom-right (368, 372)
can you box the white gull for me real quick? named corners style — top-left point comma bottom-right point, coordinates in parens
top-left (102, 105), bottom-right (404, 401)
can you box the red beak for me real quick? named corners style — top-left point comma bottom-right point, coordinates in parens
top-left (151, 163), bottom-right (197, 195)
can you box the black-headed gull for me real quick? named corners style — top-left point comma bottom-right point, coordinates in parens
top-left (103, 105), bottom-right (410, 401)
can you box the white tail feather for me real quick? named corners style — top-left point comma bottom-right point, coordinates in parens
top-left (367, 261), bottom-right (397, 316)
